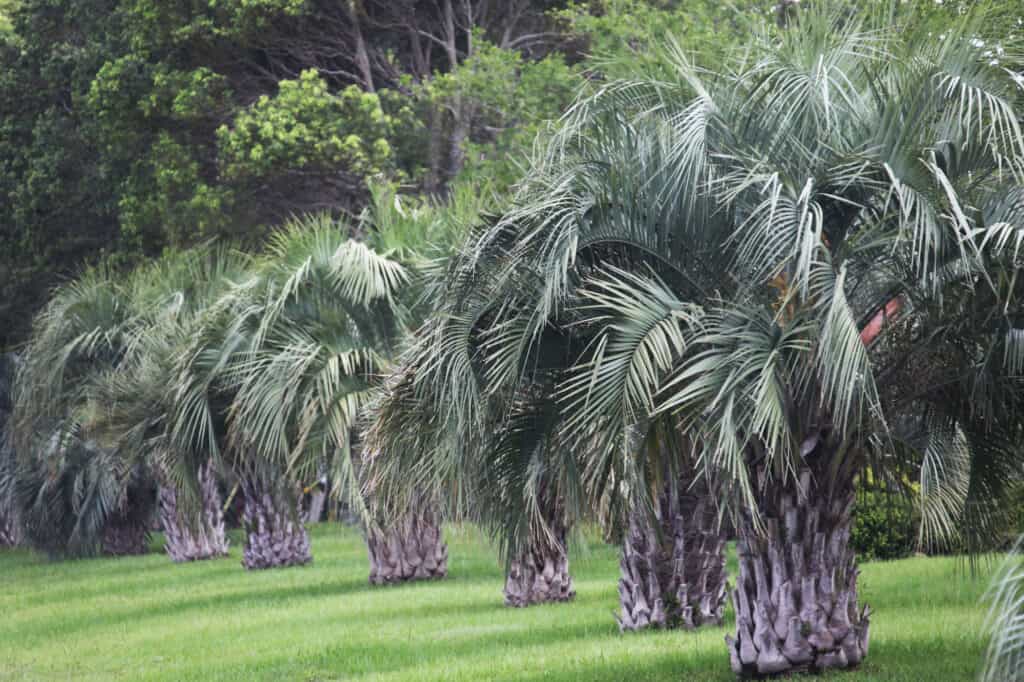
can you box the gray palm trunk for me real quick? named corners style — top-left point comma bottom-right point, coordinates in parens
top-left (304, 489), bottom-right (326, 523)
top-left (0, 355), bottom-right (17, 548)
top-left (618, 475), bottom-right (727, 631)
top-left (727, 459), bottom-right (869, 677)
top-left (159, 461), bottom-right (229, 562)
top-left (367, 505), bottom-right (448, 584)
top-left (101, 510), bottom-right (151, 556)
top-left (504, 518), bottom-right (575, 607)
top-left (240, 475), bottom-right (311, 569)
top-left (0, 506), bottom-right (21, 548)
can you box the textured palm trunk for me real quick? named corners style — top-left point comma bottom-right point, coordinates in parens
top-left (304, 489), bottom-right (326, 524)
top-left (159, 462), bottom-right (229, 562)
top-left (504, 517), bottom-right (575, 607)
top-left (0, 507), bottom-right (21, 547)
top-left (367, 505), bottom-right (448, 584)
top-left (726, 459), bottom-right (869, 677)
top-left (241, 475), bottom-right (311, 570)
top-left (618, 475), bottom-right (727, 631)
top-left (101, 510), bottom-right (150, 556)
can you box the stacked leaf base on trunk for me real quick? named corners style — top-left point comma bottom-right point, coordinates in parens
top-left (241, 478), bottom-right (311, 570)
top-left (101, 513), bottom-right (150, 556)
top-left (160, 463), bottom-right (229, 562)
top-left (727, 468), bottom-right (870, 677)
top-left (618, 486), bottom-right (727, 631)
top-left (504, 528), bottom-right (575, 607)
top-left (367, 510), bottom-right (448, 584)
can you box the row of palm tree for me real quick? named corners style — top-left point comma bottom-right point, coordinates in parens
top-left (3, 3), bottom-right (1024, 679)
top-left (2, 183), bottom-right (481, 573)
top-left (365, 3), bottom-right (1024, 677)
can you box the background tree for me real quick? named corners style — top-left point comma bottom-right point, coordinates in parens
top-left (1, 0), bottom-right (777, 352)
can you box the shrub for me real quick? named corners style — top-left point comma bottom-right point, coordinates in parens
top-left (852, 489), bottom-right (919, 561)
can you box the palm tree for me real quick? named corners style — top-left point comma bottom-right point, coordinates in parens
top-left (617, 429), bottom-right (727, 630)
top-left (580, 7), bottom-right (1024, 675)
top-left (88, 251), bottom-right (243, 562)
top-left (0, 353), bottom-right (21, 548)
top-left (183, 196), bottom-right (471, 575)
top-left (372, 3), bottom-right (1024, 672)
top-left (219, 218), bottom-right (406, 570)
top-left (358, 184), bottom-right (489, 584)
top-left (364, 114), bottom-right (727, 615)
top-left (8, 252), bottom-right (243, 561)
top-left (364, 260), bottom-right (591, 606)
top-left (7, 270), bottom-right (159, 557)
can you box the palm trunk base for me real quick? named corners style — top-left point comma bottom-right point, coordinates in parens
top-left (0, 512), bottom-right (21, 548)
top-left (726, 467), bottom-right (870, 677)
top-left (504, 537), bottom-right (575, 607)
top-left (367, 510), bottom-right (448, 584)
top-left (241, 479), bottom-right (311, 570)
top-left (618, 486), bottom-right (727, 631)
top-left (160, 464), bottom-right (229, 562)
top-left (101, 513), bottom-right (150, 556)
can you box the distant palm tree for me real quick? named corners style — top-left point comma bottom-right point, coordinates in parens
top-left (88, 250), bottom-right (246, 562)
top-left (8, 256), bottom-right (235, 560)
top-left (370, 4), bottom-right (1024, 674)
top-left (7, 270), bottom-right (157, 557)
top-left (215, 217), bottom-right (410, 570)
top-left (0, 353), bottom-right (21, 548)
top-left (168, 191), bottom-right (476, 575)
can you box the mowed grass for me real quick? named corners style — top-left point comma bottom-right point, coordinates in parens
top-left (0, 524), bottom-right (992, 681)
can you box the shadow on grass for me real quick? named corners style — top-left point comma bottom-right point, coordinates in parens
top-left (196, 613), bottom-right (687, 681)
top-left (8, 570), bottom-right (602, 646)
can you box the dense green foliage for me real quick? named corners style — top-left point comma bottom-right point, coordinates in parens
top-left (0, 0), bottom-right (788, 350)
top-left (852, 490), bottom-right (919, 561)
top-left (0, 524), bottom-right (994, 681)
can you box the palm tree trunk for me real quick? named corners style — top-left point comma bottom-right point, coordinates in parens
top-left (160, 462), bottom-right (229, 562)
top-left (504, 517), bottom-right (575, 607)
top-left (367, 505), bottom-right (448, 584)
top-left (618, 475), bottom-right (727, 631)
top-left (304, 489), bottom-right (326, 524)
top-left (101, 510), bottom-right (150, 556)
top-left (726, 464), bottom-right (870, 677)
top-left (0, 506), bottom-right (21, 547)
top-left (240, 475), bottom-right (311, 570)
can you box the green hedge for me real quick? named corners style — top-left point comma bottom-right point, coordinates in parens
top-left (852, 490), bottom-right (919, 561)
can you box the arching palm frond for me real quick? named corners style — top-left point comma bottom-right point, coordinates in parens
top-left (983, 537), bottom-right (1024, 682)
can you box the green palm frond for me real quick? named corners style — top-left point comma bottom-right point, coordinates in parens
top-left (983, 537), bottom-right (1024, 682)
top-left (369, 3), bottom-right (1024, 556)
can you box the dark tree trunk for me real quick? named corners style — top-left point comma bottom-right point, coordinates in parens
top-left (618, 474), bottom-right (727, 631)
top-left (101, 510), bottom-right (150, 556)
top-left (504, 517), bottom-right (575, 607)
top-left (0, 506), bottom-right (21, 548)
top-left (367, 505), bottom-right (448, 584)
top-left (304, 489), bottom-right (326, 524)
top-left (160, 462), bottom-right (229, 562)
top-left (726, 460), bottom-right (870, 677)
top-left (241, 475), bottom-right (311, 570)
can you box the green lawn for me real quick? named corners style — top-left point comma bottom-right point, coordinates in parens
top-left (0, 524), bottom-right (991, 681)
